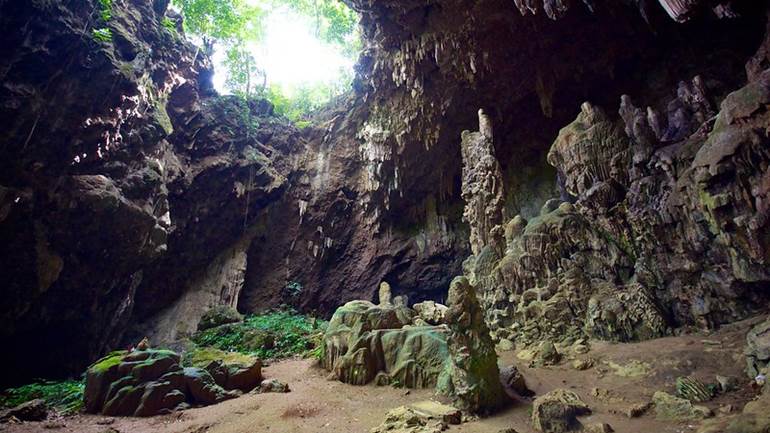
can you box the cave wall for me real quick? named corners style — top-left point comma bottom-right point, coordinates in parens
top-left (2, 0), bottom-right (770, 386)
top-left (0, 0), bottom-right (294, 385)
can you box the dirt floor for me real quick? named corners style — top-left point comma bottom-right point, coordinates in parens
top-left (2, 315), bottom-right (764, 433)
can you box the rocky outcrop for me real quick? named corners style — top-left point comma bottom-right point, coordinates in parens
top-left (652, 391), bottom-right (713, 421)
top-left (83, 348), bottom-right (262, 417)
top-left (0, 0), bottom-right (291, 385)
top-left (322, 300), bottom-right (448, 388)
top-left (746, 316), bottom-right (770, 378)
top-left (324, 278), bottom-right (507, 414)
top-left (465, 32), bottom-right (770, 345)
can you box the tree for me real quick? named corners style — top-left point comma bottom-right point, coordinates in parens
top-left (172, 0), bottom-right (263, 55)
top-left (224, 45), bottom-right (266, 98)
top-left (172, 0), bottom-right (361, 122)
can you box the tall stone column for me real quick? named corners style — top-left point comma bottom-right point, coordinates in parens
top-left (460, 109), bottom-right (505, 256)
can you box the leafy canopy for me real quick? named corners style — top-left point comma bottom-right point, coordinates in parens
top-left (171, 0), bottom-right (360, 122)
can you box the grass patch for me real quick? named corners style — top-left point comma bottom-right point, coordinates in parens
top-left (0, 380), bottom-right (84, 414)
top-left (192, 309), bottom-right (327, 360)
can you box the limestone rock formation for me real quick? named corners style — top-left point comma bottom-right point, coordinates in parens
top-left (322, 300), bottom-right (447, 388)
top-left (84, 348), bottom-right (261, 416)
top-left (698, 391), bottom-right (770, 433)
top-left (370, 405), bottom-right (449, 433)
top-left (652, 391), bottom-right (713, 421)
top-left (0, 399), bottom-right (48, 422)
top-left (461, 110), bottom-right (505, 256)
top-left (0, 0), bottom-right (290, 383)
top-left (436, 276), bottom-right (506, 413)
top-left (466, 54), bottom-right (770, 347)
top-left (531, 389), bottom-right (591, 433)
top-left (2, 0), bottom-right (770, 394)
top-left (197, 306), bottom-right (244, 332)
top-left (413, 301), bottom-right (448, 325)
top-left (746, 316), bottom-right (770, 378)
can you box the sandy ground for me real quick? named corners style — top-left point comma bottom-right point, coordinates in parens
top-left (2, 315), bottom-right (764, 433)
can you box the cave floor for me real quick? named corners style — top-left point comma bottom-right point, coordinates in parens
top-left (3, 315), bottom-right (764, 433)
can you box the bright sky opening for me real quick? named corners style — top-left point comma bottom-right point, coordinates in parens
top-left (212, 6), bottom-right (355, 95)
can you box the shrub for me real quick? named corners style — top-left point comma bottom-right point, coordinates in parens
top-left (0, 380), bottom-right (84, 414)
top-left (192, 309), bottom-right (327, 360)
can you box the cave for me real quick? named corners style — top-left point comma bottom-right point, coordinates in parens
top-left (2, 0), bottom-right (770, 431)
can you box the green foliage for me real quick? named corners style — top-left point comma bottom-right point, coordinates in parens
top-left (284, 280), bottom-right (304, 297)
top-left (172, 0), bottom-right (264, 47)
top-left (161, 17), bottom-right (177, 34)
top-left (279, 0), bottom-right (359, 49)
top-left (0, 380), bottom-right (84, 415)
top-left (91, 27), bottom-right (113, 42)
top-left (266, 75), bottom-right (351, 123)
top-left (97, 0), bottom-right (112, 22)
top-left (224, 45), bottom-right (265, 98)
top-left (171, 0), bottom-right (360, 121)
top-left (192, 309), bottom-right (327, 360)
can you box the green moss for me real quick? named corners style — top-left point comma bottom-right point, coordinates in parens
top-left (90, 350), bottom-right (128, 373)
top-left (185, 347), bottom-right (256, 368)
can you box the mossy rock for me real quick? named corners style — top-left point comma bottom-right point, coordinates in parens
top-left (186, 346), bottom-right (257, 369)
top-left (198, 305), bottom-right (243, 331)
top-left (84, 348), bottom-right (245, 417)
top-left (324, 300), bottom-right (446, 388)
top-left (652, 391), bottom-right (712, 421)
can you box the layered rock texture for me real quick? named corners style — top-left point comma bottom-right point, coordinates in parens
top-left (2, 0), bottom-right (770, 387)
top-left (83, 348), bottom-right (262, 416)
top-left (323, 279), bottom-right (506, 413)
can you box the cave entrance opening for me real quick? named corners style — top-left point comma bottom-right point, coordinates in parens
top-left (173, 0), bottom-right (360, 124)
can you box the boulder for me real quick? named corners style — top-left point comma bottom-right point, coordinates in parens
top-left (258, 379), bottom-right (290, 393)
top-left (500, 365), bottom-right (532, 398)
top-left (675, 376), bottom-right (714, 402)
top-left (652, 391), bottom-right (712, 421)
top-left (413, 301), bottom-right (448, 325)
top-left (532, 341), bottom-right (562, 367)
top-left (698, 392), bottom-right (770, 433)
top-left (197, 305), bottom-right (244, 332)
top-left (0, 399), bottom-right (48, 422)
top-left (531, 389), bottom-right (591, 433)
top-left (370, 405), bottom-right (449, 433)
top-left (184, 367), bottom-right (240, 405)
top-left (85, 348), bottom-right (244, 417)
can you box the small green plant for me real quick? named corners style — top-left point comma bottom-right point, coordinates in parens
top-left (161, 17), bottom-right (177, 33)
top-left (284, 281), bottom-right (303, 298)
top-left (92, 27), bottom-right (112, 42)
top-left (97, 0), bottom-right (112, 22)
top-left (0, 380), bottom-right (84, 415)
top-left (294, 120), bottom-right (312, 129)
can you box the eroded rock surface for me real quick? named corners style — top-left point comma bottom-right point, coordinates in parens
top-left (437, 276), bottom-right (506, 413)
top-left (84, 348), bottom-right (262, 417)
